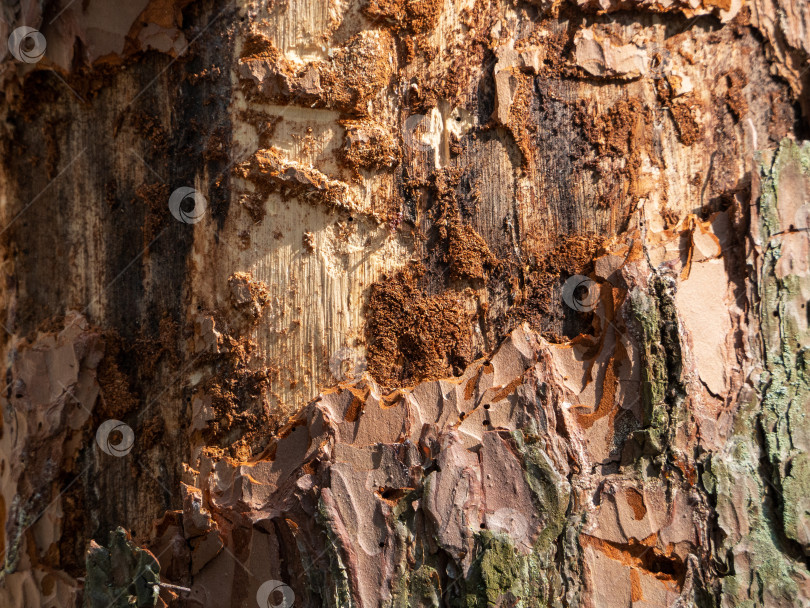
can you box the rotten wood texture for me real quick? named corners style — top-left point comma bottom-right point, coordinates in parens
top-left (0, 0), bottom-right (808, 606)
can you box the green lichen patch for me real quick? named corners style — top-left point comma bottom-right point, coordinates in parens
top-left (387, 490), bottom-right (444, 608)
top-left (456, 529), bottom-right (564, 608)
top-left (757, 138), bottom-right (810, 551)
top-left (83, 527), bottom-right (160, 608)
top-left (312, 497), bottom-right (356, 608)
top-left (400, 565), bottom-right (442, 608)
top-left (514, 432), bottom-right (569, 555)
top-left (707, 397), bottom-right (808, 606)
top-left (626, 276), bottom-right (685, 457)
top-left (703, 139), bottom-right (810, 606)
top-left (445, 433), bottom-right (568, 608)
top-left (461, 532), bottom-right (528, 607)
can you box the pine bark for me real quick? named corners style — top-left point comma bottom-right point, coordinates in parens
top-left (0, 0), bottom-right (809, 606)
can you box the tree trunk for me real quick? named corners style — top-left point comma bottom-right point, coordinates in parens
top-left (0, 0), bottom-right (808, 606)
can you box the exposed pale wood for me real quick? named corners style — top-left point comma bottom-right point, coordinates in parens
top-left (0, 0), bottom-right (808, 606)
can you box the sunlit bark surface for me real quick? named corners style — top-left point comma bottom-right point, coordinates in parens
top-left (0, 0), bottom-right (809, 606)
